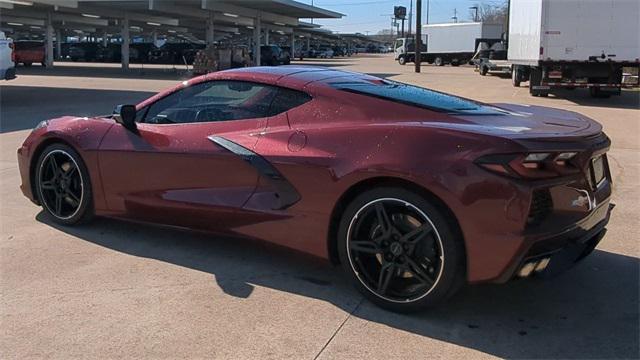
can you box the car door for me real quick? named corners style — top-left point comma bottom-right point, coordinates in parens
top-left (98, 80), bottom-right (279, 230)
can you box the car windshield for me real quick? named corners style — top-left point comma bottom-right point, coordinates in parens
top-left (331, 80), bottom-right (508, 115)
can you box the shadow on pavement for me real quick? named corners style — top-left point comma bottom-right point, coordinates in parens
top-left (15, 62), bottom-right (191, 81)
top-left (37, 213), bottom-right (639, 359)
top-left (548, 89), bottom-right (640, 110)
top-left (0, 86), bottom-right (155, 133)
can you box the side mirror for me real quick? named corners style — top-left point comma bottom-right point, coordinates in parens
top-left (113, 104), bottom-right (137, 132)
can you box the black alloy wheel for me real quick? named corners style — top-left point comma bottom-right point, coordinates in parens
top-left (338, 188), bottom-right (465, 312)
top-left (36, 144), bottom-right (93, 225)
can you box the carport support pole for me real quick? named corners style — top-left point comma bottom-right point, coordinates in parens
top-left (55, 29), bottom-right (62, 60)
top-left (264, 29), bottom-right (269, 45)
top-left (306, 37), bottom-right (310, 51)
top-left (253, 15), bottom-right (261, 66)
top-left (205, 12), bottom-right (214, 46)
top-left (290, 31), bottom-right (295, 58)
top-left (45, 12), bottom-right (54, 67)
top-left (121, 15), bottom-right (130, 70)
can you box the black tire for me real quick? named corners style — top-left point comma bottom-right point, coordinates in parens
top-left (590, 87), bottom-right (611, 98)
top-left (23, 62), bottom-right (33, 67)
top-left (529, 67), bottom-right (547, 96)
top-left (512, 67), bottom-right (521, 87)
top-left (451, 59), bottom-right (460, 67)
top-left (35, 143), bottom-right (94, 225)
top-left (479, 65), bottom-right (488, 76)
top-left (398, 55), bottom-right (407, 65)
top-left (337, 187), bottom-right (465, 312)
top-left (434, 57), bottom-right (444, 67)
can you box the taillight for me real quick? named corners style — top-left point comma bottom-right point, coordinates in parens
top-left (476, 152), bottom-right (579, 179)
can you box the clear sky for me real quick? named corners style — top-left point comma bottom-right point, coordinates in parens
top-left (303, 0), bottom-right (506, 35)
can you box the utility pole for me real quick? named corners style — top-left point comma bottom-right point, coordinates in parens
top-left (452, 8), bottom-right (458, 23)
top-left (408, 0), bottom-right (413, 36)
top-left (426, 0), bottom-right (430, 24)
top-left (415, 0), bottom-right (422, 73)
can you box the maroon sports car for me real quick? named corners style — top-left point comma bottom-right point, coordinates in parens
top-left (17, 67), bottom-right (613, 311)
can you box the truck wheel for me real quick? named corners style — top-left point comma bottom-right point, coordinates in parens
top-left (590, 87), bottom-right (611, 99)
top-left (529, 67), bottom-right (546, 96)
top-left (398, 55), bottom-right (407, 65)
top-left (434, 57), bottom-right (444, 67)
top-left (451, 59), bottom-right (460, 67)
top-left (23, 62), bottom-right (33, 67)
top-left (512, 67), bottom-right (521, 87)
top-left (479, 65), bottom-right (488, 76)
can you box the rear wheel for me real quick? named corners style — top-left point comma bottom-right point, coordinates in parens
top-left (529, 67), bottom-right (549, 97)
top-left (35, 143), bottom-right (94, 225)
top-left (590, 87), bottom-right (611, 98)
top-left (434, 57), bottom-right (444, 67)
top-left (512, 66), bottom-right (521, 87)
top-left (337, 187), bottom-right (465, 312)
top-left (479, 65), bottom-right (488, 76)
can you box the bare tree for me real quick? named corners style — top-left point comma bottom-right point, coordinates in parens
top-left (468, 2), bottom-right (508, 29)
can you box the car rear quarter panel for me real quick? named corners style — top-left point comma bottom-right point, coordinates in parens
top-left (241, 89), bottom-right (533, 283)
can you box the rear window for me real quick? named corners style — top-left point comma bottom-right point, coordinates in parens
top-left (15, 41), bottom-right (43, 50)
top-left (331, 80), bottom-right (507, 115)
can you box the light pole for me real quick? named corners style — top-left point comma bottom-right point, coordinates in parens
top-left (469, 6), bottom-right (479, 22)
top-left (415, 0), bottom-right (422, 73)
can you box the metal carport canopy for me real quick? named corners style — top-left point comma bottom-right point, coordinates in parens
top-left (0, 0), bottom-right (343, 67)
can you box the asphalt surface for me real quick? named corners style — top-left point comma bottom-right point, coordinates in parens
top-left (1, 55), bottom-right (639, 359)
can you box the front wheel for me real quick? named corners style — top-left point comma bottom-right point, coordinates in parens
top-left (398, 55), bottom-right (407, 65)
top-left (35, 143), bottom-right (94, 225)
top-left (337, 187), bottom-right (465, 312)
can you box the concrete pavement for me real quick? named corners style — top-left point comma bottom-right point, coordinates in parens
top-left (1, 55), bottom-right (638, 359)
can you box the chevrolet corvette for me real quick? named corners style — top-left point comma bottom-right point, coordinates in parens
top-left (17, 66), bottom-right (613, 311)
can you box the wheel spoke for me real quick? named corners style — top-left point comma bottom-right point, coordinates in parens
top-left (405, 257), bottom-right (435, 286)
top-left (54, 194), bottom-right (63, 215)
top-left (401, 223), bottom-right (433, 245)
top-left (350, 240), bottom-right (381, 255)
top-left (375, 202), bottom-right (393, 236)
top-left (48, 155), bottom-right (60, 177)
top-left (377, 263), bottom-right (396, 295)
top-left (64, 191), bottom-right (80, 207)
top-left (63, 162), bottom-right (77, 179)
top-left (40, 180), bottom-right (56, 191)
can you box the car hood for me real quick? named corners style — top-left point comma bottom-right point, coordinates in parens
top-left (416, 103), bottom-right (601, 139)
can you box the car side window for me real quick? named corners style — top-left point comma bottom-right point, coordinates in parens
top-left (141, 81), bottom-right (279, 124)
top-left (268, 88), bottom-right (312, 116)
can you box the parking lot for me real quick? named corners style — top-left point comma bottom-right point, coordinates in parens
top-left (1, 54), bottom-right (639, 359)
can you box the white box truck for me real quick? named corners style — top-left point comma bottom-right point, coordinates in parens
top-left (394, 22), bottom-right (503, 66)
top-left (508, 0), bottom-right (640, 97)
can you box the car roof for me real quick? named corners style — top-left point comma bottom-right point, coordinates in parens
top-left (201, 66), bottom-right (380, 91)
top-left (138, 66), bottom-right (385, 110)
